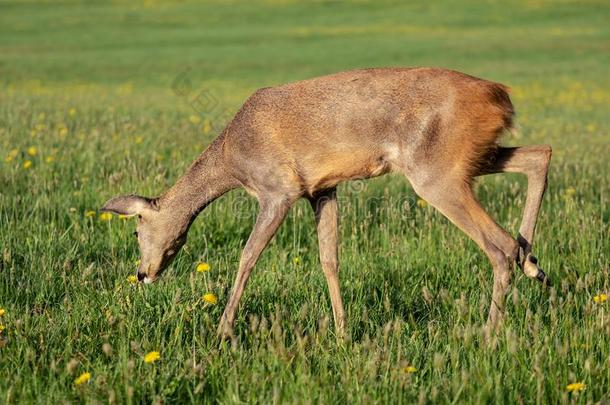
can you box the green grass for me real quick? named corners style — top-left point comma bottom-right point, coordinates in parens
top-left (1, 0), bottom-right (609, 403)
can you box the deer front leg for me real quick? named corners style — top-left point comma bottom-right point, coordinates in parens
top-left (218, 196), bottom-right (294, 339)
top-left (309, 188), bottom-right (346, 339)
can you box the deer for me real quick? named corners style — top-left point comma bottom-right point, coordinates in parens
top-left (101, 67), bottom-right (552, 339)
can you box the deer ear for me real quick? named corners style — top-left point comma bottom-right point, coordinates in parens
top-left (101, 195), bottom-right (155, 216)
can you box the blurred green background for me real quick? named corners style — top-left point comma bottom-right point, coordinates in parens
top-left (2, 0), bottom-right (609, 100)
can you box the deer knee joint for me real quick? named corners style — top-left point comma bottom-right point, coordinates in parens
top-left (239, 252), bottom-right (257, 271)
top-left (541, 145), bottom-right (552, 162)
top-left (506, 239), bottom-right (519, 263)
top-left (530, 145), bottom-right (552, 175)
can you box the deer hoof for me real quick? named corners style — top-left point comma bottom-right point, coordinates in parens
top-left (523, 254), bottom-right (540, 278)
top-left (536, 268), bottom-right (552, 287)
top-left (523, 254), bottom-right (551, 287)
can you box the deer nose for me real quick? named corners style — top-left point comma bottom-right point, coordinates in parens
top-left (137, 272), bottom-right (146, 282)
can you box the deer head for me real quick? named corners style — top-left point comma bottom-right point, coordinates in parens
top-left (101, 195), bottom-right (188, 283)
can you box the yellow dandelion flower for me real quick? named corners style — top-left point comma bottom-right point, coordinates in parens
top-left (45, 156), bottom-right (55, 164)
top-left (144, 351), bottom-right (160, 363)
top-left (293, 257), bottom-right (301, 265)
top-left (69, 108), bottom-right (77, 117)
top-left (59, 128), bottom-right (68, 137)
top-left (118, 214), bottom-right (131, 220)
top-left (566, 382), bottom-right (585, 392)
top-left (73, 372), bottom-right (91, 386)
top-left (593, 293), bottom-right (607, 303)
top-left (135, 136), bottom-right (143, 144)
top-left (403, 366), bottom-right (417, 373)
top-left (0, 324), bottom-right (5, 332)
top-left (189, 114), bottom-right (201, 125)
top-left (85, 210), bottom-right (96, 218)
top-left (99, 212), bottom-right (113, 221)
top-left (127, 275), bottom-right (138, 284)
top-left (0, 308), bottom-right (5, 317)
top-left (417, 199), bottom-right (428, 208)
top-left (23, 160), bottom-right (33, 169)
top-left (196, 262), bottom-right (211, 272)
top-left (202, 293), bottom-right (218, 305)
top-left (202, 120), bottom-right (212, 134)
top-left (27, 146), bottom-right (37, 156)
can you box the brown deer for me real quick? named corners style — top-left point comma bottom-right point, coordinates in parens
top-left (101, 67), bottom-right (552, 338)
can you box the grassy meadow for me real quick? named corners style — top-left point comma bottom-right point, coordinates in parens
top-left (1, 0), bottom-right (609, 403)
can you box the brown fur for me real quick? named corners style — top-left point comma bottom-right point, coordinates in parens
top-left (102, 67), bottom-right (551, 338)
top-left (218, 67), bottom-right (515, 198)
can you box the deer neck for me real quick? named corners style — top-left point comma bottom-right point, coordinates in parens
top-left (158, 136), bottom-right (238, 227)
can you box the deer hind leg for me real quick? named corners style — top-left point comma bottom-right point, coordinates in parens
top-left (411, 180), bottom-right (519, 331)
top-left (217, 195), bottom-right (295, 339)
top-left (309, 187), bottom-right (346, 339)
top-left (478, 146), bottom-right (552, 285)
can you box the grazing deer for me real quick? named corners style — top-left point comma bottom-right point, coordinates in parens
top-left (102, 67), bottom-right (552, 338)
